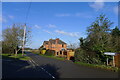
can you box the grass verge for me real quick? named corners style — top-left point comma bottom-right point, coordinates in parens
top-left (75, 62), bottom-right (119, 72)
top-left (30, 51), bottom-right (119, 72)
top-left (37, 53), bottom-right (65, 61)
top-left (30, 51), bottom-right (65, 61)
top-left (2, 53), bottom-right (31, 61)
top-left (39, 54), bottom-right (65, 60)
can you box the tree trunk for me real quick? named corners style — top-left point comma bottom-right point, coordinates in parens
top-left (15, 49), bottom-right (18, 57)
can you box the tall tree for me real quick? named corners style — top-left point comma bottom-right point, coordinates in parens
top-left (2, 24), bottom-right (31, 56)
top-left (76, 14), bottom-right (114, 64)
top-left (111, 27), bottom-right (120, 52)
top-left (87, 14), bottom-right (113, 53)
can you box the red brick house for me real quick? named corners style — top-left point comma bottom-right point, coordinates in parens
top-left (43, 38), bottom-right (67, 55)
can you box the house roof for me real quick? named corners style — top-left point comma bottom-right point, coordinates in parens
top-left (44, 38), bottom-right (66, 45)
top-left (58, 40), bottom-right (66, 44)
top-left (44, 41), bottom-right (49, 44)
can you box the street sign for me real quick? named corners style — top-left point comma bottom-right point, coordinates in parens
top-left (104, 52), bottom-right (116, 56)
top-left (104, 52), bottom-right (116, 67)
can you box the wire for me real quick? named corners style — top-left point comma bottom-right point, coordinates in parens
top-left (25, 1), bottom-right (32, 24)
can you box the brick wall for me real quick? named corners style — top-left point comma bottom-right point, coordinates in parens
top-left (115, 53), bottom-right (120, 67)
top-left (49, 44), bottom-right (67, 52)
top-left (43, 40), bottom-right (67, 52)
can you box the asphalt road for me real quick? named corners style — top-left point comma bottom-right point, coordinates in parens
top-left (2, 55), bottom-right (53, 79)
top-left (2, 52), bottom-right (119, 79)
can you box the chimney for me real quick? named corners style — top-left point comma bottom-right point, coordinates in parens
top-left (56, 38), bottom-right (59, 44)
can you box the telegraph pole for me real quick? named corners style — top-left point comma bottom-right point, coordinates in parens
top-left (22, 24), bottom-right (26, 56)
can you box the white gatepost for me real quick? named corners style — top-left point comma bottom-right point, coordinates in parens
top-left (107, 58), bottom-right (109, 66)
top-left (113, 56), bottom-right (115, 67)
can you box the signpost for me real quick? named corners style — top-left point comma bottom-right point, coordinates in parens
top-left (107, 58), bottom-right (108, 66)
top-left (104, 52), bottom-right (116, 56)
top-left (104, 52), bottom-right (116, 67)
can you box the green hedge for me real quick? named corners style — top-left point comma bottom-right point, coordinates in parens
top-left (74, 49), bottom-right (102, 64)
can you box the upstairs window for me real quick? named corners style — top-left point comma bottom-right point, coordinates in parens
top-left (62, 44), bottom-right (64, 47)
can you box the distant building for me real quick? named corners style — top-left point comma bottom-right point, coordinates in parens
top-left (42, 38), bottom-right (74, 60)
top-left (43, 38), bottom-right (67, 53)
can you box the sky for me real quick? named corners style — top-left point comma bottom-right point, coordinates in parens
top-left (2, 2), bottom-right (118, 49)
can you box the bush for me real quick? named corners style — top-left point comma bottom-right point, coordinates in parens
top-left (74, 49), bottom-right (102, 64)
top-left (41, 50), bottom-right (46, 54)
top-left (74, 49), bottom-right (89, 63)
top-left (2, 41), bottom-right (22, 54)
top-left (44, 49), bottom-right (55, 56)
top-left (2, 44), bottom-right (14, 54)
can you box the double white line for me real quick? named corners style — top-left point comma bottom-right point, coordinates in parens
top-left (29, 59), bottom-right (55, 79)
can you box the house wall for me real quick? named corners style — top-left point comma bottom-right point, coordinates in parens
top-left (43, 41), bottom-right (75, 61)
top-left (43, 39), bottom-right (67, 56)
top-left (44, 44), bottom-right (49, 49)
top-left (44, 44), bottom-right (67, 52)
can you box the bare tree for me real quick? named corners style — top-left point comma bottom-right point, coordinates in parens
top-left (67, 41), bottom-right (79, 50)
top-left (2, 24), bottom-right (31, 56)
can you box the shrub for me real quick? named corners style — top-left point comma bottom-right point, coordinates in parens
top-left (74, 49), bottom-right (102, 64)
top-left (44, 49), bottom-right (55, 56)
top-left (2, 41), bottom-right (14, 54)
top-left (41, 50), bottom-right (46, 54)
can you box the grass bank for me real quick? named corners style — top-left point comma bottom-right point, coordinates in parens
top-left (75, 62), bottom-right (119, 72)
top-left (2, 53), bottom-right (31, 61)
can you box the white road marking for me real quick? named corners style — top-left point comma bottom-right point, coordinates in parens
top-left (29, 60), bottom-right (35, 67)
top-left (30, 59), bottom-right (55, 79)
top-left (31, 60), bottom-right (39, 66)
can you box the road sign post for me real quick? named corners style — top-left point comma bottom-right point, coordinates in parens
top-left (113, 56), bottom-right (115, 67)
top-left (104, 52), bottom-right (116, 67)
top-left (107, 58), bottom-right (108, 66)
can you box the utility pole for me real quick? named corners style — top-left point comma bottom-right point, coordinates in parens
top-left (22, 24), bottom-right (26, 56)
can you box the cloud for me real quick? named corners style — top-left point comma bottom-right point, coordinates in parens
top-left (0, 16), bottom-right (7, 23)
top-left (8, 15), bottom-right (14, 19)
top-left (43, 29), bottom-right (52, 34)
top-left (0, 15), bottom-right (14, 23)
top-left (0, 17), bottom-right (2, 22)
top-left (75, 13), bottom-right (93, 18)
top-left (47, 24), bottom-right (57, 28)
top-left (34, 25), bottom-right (41, 29)
top-left (89, 0), bottom-right (104, 11)
top-left (113, 6), bottom-right (118, 15)
top-left (55, 30), bottom-right (80, 37)
top-left (55, 13), bottom-right (92, 18)
top-left (55, 13), bottom-right (71, 17)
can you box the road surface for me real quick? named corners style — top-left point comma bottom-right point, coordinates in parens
top-left (2, 52), bottom-right (118, 79)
